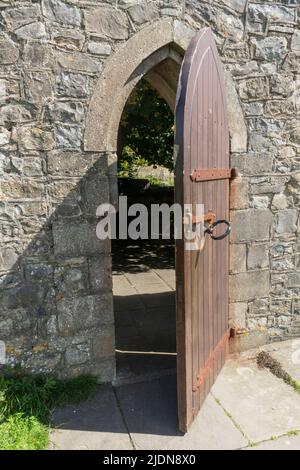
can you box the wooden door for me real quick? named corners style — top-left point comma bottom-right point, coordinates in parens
top-left (175, 27), bottom-right (231, 432)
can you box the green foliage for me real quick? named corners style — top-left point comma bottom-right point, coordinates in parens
top-left (119, 79), bottom-right (174, 176)
top-left (0, 368), bottom-right (99, 450)
top-left (0, 414), bottom-right (48, 450)
top-left (143, 175), bottom-right (174, 188)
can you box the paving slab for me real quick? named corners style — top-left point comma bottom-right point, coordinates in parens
top-left (115, 374), bottom-right (247, 450)
top-left (212, 358), bottom-right (300, 443)
top-left (246, 433), bottom-right (300, 450)
top-left (114, 352), bottom-right (176, 386)
top-left (50, 386), bottom-right (132, 450)
top-left (153, 268), bottom-right (176, 290)
top-left (262, 339), bottom-right (300, 383)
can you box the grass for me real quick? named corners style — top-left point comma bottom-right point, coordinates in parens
top-left (145, 175), bottom-right (174, 188)
top-left (257, 351), bottom-right (300, 394)
top-left (287, 430), bottom-right (299, 437)
top-left (0, 367), bottom-right (99, 450)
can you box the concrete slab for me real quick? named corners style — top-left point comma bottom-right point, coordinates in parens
top-left (212, 358), bottom-right (300, 443)
top-left (115, 351), bottom-right (176, 385)
top-left (246, 433), bottom-right (300, 450)
top-left (153, 268), bottom-right (176, 290)
top-left (115, 374), bottom-right (247, 450)
top-left (263, 339), bottom-right (300, 383)
top-left (50, 386), bottom-right (133, 450)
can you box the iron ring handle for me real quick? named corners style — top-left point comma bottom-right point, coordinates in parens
top-left (206, 219), bottom-right (231, 240)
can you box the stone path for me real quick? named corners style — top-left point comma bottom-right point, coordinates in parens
top-left (112, 242), bottom-right (177, 385)
top-left (50, 244), bottom-right (300, 450)
top-left (50, 347), bottom-right (300, 450)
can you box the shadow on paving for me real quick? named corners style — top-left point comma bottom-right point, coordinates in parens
top-left (52, 374), bottom-right (181, 438)
top-left (112, 240), bottom-right (175, 273)
top-left (114, 290), bottom-right (176, 383)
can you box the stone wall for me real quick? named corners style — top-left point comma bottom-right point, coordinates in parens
top-left (0, 0), bottom-right (299, 378)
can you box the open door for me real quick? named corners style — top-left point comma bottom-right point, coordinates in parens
top-left (175, 28), bottom-right (231, 432)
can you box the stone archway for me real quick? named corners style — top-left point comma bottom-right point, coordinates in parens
top-left (84, 18), bottom-right (248, 368)
top-left (84, 18), bottom-right (247, 208)
top-left (84, 18), bottom-right (246, 154)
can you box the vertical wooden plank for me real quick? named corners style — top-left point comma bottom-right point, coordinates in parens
top-left (175, 27), bottom-right (230, 432)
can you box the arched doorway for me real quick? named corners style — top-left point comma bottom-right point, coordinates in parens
top-left (84, 19), bottom-right (248, 430)
top-left (112, 76), bottom-right (178, 384)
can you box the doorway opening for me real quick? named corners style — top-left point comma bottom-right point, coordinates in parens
top-left (112, 76), bottom-right (178, 385)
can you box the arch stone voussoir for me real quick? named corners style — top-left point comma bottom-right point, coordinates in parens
top-left (84, 18), bottom-right (247, 156)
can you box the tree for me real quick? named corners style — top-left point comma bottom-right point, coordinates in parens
top-left (118, 79), bottom-right (174, 176)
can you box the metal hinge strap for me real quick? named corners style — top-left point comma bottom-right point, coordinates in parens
top-left (192, 329), bottom-right (230, 392)
top-left (190, 168), bottom-right (239, 182)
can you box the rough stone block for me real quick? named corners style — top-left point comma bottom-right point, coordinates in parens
top-left (272, 256), bottom-right (294, 272)
top-left (249, 176), bottom-right (288, 195)
top-left (238, 78), bottom-right (268, 100)
top-left (230, 271), bottom-right (270, 301)
top-left (291, 31), bottom-right (300, 52)
top-left (87, 42), bottom-right (112, 56)
top-left (91, 327), bottom-right (115, 360)
top-left (24, 42), bottom-right (54, 69)
top-left (286, 273), bottom-right (300, 288)
top-left (57, 293), bottom-right (113, 334)
top-left (230, 243), bottom-right (246, 273)
top-left (0, 104), bottom-right (35, 124)
top-left (231, 209), bottom-right (272, 242)
top-left (247, 244), bottom-right (269, 270)
top-left (57, 51), bottom-right (102, 74)
top-left (56, 125), bottom-right (82, 149)
top-left (47, 151), bottom-right (99, 177)
top-left (0, 282), bottom-right (45, 310)
top-left (0, 246), bottom-right (18, 271)
top-left (51, 28), bottom-right (85, 51)
top-left (42, 0), bottom-right (81, 27)
top-left (229, 302), bottom-right (247, 330)
top-left (0, 35), bottom-right (19, 64)
top-left (88, 255), bottom-right (112, 292)
top-left (89, 356), bottom-right (115, 383)
top-left (243, 101), bottom-right (263, 116)
top-left (0, 317), bottom-right (14, 338)
top-left (269, 74), bottom-right (294, 97)
top-left (231, 153), bottom-right (273, 176)
top-left (248, 298), bottom-right (269, 317)
top-left (265, 99), bottom-right (295, 117)
top-left (3, 5), bottom-right (40, 28)
top-left (128, 3), bottom-right (159, 24)
top-left (14, 22), bottom-right (46, 40)
top-left (24, 71), bottom-right (54, 102)
top-left (48, 178), bottom-right (79, 202)
top-left (247, 4), bottom-right (294, 26)
top-left (274, 209), bottom-right (298, 235)
top-left (85, 6), bottom-right (129, 40)
top-left (65, 344), bottom-right (90, 366)
top-left (17, 127), bottom-right (55, 152)
top-left (219, 0), bottom-right (247, 13)
top-left (57, 72), bottom-right (91, 98)
top-left (250, 196), bottom-right (270, 209)
top-left (0, 128), bottom-right (11, 146)
top-left (0, 178), bottom-right (44, 200)
top-left (248, 316), bottom-right (268, 330)
top-left (54, 264), bottom-right (88, 298)
top-left (272, 193), bottom-right (288, 210)
top-left (46, 101), bottom-right (84, 123)
top-left (251, 36), bottom-right (287, 61)
top-left (229, 330), bottom-right (269, 353)
top-left (283, 52), bottom-right (300, 73)
top-left (225, 71), bottom-right (247, 153)
top-left (53, 221), bottom-right (109, 256)
top-left (81, 176), bottom-right (109, 215)
top-left (230, 178), bottom-right (248, 210)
